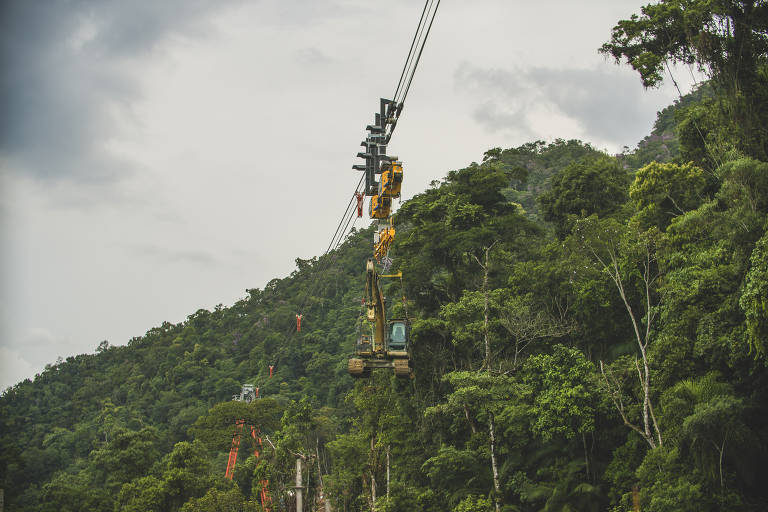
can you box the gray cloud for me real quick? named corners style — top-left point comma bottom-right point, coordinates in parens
top-left (126, 243), bottom-right (219, 267)
top-left (295, 47), bottom-right (334, 68)
top-left (472, 101), bottom-right (526, 134)
top-left (454, 62), bottom-right (656, 146)
top-left (0, 0), bottom-right (242, 183)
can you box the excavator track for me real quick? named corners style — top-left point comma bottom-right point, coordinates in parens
top-left (393, 358), bottom-right (411, 378)
top-left (348, 358), bottom-right (372, 378)
top-left (348, 358), bottom-right (364, 377)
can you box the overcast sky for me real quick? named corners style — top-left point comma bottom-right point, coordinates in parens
top-left (0, 0), bottom-right (696, 390)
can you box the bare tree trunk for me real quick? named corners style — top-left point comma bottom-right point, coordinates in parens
top-left (362, 474), bottom-right (372, 512)
top-left (482, 246), bottom-right (492, 369)
top-left (475, 243), bottom-right (502, 512)
top-left (370, 437), bottom-right (377, 511)
top-left (316, 442), bottom-right (332, 512)
top-left (464, 404), bottom-right (477, 434)
top-left (488, 413), bottom-right (501, 512)
top-left (713, 432), bottom-right (728, 489)
top-left (588, 235), bottom-right (663, 449)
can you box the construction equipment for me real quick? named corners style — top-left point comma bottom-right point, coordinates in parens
top-left (348, 259), bottom-right (412, 378)
top-left (347, 97), bottom-right (413, 379)
top-left (346, 0), bottom-right (441, 378)
top-left (225, 384), bottom-right (272, 510)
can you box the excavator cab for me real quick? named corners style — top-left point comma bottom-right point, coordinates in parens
top-left (388, 320), bottom-right (408, 351)
top-left (387, 319), bottom-right (411, 377)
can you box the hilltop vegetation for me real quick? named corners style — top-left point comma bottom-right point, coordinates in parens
top-left (2, 1), bottom-right (768, 510)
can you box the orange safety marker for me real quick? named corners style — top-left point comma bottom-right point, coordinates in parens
top-left (269, 365), bottom-right (274, 378)
top-left (355, 192), bottom-right (364, 217)
top-left (296, 314), bottom-right (303, 332)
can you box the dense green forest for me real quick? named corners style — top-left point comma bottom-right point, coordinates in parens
top-left (2, 1), bottom-right (768, 510)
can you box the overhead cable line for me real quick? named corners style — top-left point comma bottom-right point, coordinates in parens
top-left (323, 174), bottom-right (365, 256)
top-left (298, 175), bottom-right (365, 313)
top-left (392, 0), bottom-right (431, 104)
top-left (386, 0), bottom-right (441, 142)
top-left (269, 177), bottom-right (364, 369)
top-left (400, 0), bottom-right (441, 107)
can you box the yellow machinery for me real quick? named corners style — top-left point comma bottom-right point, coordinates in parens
top-left (379, 161), bottom-right (403, 198)
top-left (369, 193), bottom-right (392, 219)
top-left (374, 223), bottom-right (395, 261)
top-left (348, 260), bottom-right (411, 378)
top-left (349, 98), bottom-right (412, 378)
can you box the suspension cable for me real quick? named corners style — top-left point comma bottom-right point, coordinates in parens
top-left (400, 0), bottom-right (440, 107)
top-left (393, 0), bottom-right (431, 103)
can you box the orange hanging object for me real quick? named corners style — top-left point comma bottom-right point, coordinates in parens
top-left (355, 192), bottom-right (364, 217)
top-left (269, 365), bottom-right (274, 377)
top-left (225, 419), bottom-right (246, 479)
top-left (296, 314), bottom-right (303, 332)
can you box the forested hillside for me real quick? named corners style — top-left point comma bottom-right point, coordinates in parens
top-left (2, 1), bottom-right (768, 511)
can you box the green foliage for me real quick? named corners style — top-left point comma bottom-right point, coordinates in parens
top-left (633, 447), bottom-right (708, 512)
top-left (600, 1), bottom-right (768, 91)
top-left (422, 446), bottom-right (488, 503)
top-left (741, 225), bottom-right (768, 357)
top-left (629, 161), bottom-right (709, 230)
top-left (538, 154), bottom-right (630, 238)
top-left (522, 345), bottom-right (598, 440)
top-left (180, 487), bottom-right (262, 512)
top-left (191, 399), bottom-right (282, 453)
top-left (89, 426), bottom-right (160, 490)
top-left (453, 494), bottom-right (494, 512)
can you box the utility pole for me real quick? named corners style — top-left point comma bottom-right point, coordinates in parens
top-left (296, 456), bottom-right (303, 512)
top-left (386, 445), bottom-right (390, 499)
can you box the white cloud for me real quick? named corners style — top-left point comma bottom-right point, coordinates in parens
top-left (0, 346), bottom-right (37, 390)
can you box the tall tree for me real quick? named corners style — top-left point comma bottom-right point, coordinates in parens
top-left (601, 0), bottom-right (768, 159)
top-left (572, 217), bottom-right (664, 449)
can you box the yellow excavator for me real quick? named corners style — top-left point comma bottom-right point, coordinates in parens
top-left (348, 259), bottom-right (412, 378)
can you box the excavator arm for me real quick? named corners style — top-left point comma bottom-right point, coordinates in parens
top-left (365, 258), bottom-right (387, 354)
